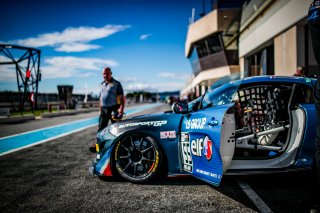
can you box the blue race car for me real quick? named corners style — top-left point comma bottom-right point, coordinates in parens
top-left (90, 76), bottom-right (317, 186)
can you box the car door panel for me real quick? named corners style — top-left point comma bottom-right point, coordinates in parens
top-left (179, 103), bottom-right (235, 186)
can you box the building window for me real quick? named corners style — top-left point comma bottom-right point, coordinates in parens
top-left (245, 44), bottom-right (274, 77)
top-left (195, 33), bottom-right (223, 58)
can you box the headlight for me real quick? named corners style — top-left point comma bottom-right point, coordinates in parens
top-left (109, 125), bottom-right (119, 137)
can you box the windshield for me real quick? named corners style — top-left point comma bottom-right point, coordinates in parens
top-left (187, 73), bottom-right (243, 111)
top-left (201, 80), bottom-right (241, 109)
top-left (188, 96), bottom-right (202, 112)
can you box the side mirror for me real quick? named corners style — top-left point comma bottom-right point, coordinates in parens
top-left (172, 101), bottom-right (189, 114)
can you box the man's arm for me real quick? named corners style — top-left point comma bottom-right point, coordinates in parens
top-left (117, 95), bottom-right (125, 114)
top-left (116, 82), bottom-right (125, 114)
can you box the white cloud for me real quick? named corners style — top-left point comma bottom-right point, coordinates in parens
top-left (119, 76), bottom-right (183, 92)
top-left (158, 72), bottom-right (190, 80)
top-left (10, 24), bottom-right (130, 52)
top-left (0, 65), bottom-right (17, 82)
top-left (139, 34), bottom-right (152, 40)
top-left (0, 56), bottom-right (29, 82)
top-left (55, 43), bottom-right (101, 52)
top-left (0, 55), bottom-right (13, 64)
top-left (41, 56), bottom-right (119, 79)
top-left (125, 82), bottom-right (183, 92)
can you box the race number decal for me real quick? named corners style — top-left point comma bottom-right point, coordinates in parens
top-left (180, 133), bottom-right (193, 172)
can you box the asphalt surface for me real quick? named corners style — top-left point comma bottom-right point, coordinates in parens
top-left (0, 103), bottom-right (315, 212)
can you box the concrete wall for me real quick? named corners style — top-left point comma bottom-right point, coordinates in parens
top-left (274, 26), bottom-right (297, 76)
top-left (239, 0), bottom-right (311, 58)
top-left (185, 10), bottom-right (218, 57)
top-left (185, 9), bottom-right (239, 57)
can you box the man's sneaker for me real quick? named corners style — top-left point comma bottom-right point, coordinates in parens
top-left (89, 144), bottom-right (96, 153)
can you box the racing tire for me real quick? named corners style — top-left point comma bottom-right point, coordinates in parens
top-left (113, 133), bottom-right (163, 183)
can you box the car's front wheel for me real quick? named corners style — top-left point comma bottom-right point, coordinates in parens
top-left (113, 133), bottom-right (162, 183)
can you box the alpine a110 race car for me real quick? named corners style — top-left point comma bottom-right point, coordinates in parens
top-left (90, 76), bottom-right (317, 186)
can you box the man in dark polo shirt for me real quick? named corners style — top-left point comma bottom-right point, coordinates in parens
top-left (89, 67), bottom-right (125, 152)
top-left (308, 1), bottom-right (320, 211)
top-left (98, 67), bottom-right (125, 131)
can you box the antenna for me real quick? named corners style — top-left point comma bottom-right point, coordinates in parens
top-left (199, 0), bottom-right (206, 17)
top-left (191, 8), bottom-right (195, 24)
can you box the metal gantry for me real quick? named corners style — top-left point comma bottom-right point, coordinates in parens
top-left (0, 44), bottom-right (41, 112)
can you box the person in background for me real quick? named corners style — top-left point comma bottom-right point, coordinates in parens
top-left (89, 67), bottom-right (125, 153)
top-left (308, 1), bottom-right (320, 212)
top-left (293, 66), bottom-right (306, 77)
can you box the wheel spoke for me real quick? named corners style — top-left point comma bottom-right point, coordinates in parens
top-left (130, 136), bottom-right (134, 151)
top-left (121, 144), bottom-right (130, 153)
top-left (142, 158), bottom-right (155, 162)
top-left (133, 163), bottom-right (137, 177)
top-left (141, 146), bottom-right (153, 153)
top-left (138, 162), bottom-right (148, 172)
top-left (139, 137), bottom-right (144, 150)
top-left (123, 160), bottom-right (132, 171)
top-left (120, 155), bottom-right (129, 159)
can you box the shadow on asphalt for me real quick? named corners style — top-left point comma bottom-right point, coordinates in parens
top-left (97, 174), bottom-right (204, 185)
top-left (97, 173), bottom-right (258, 211)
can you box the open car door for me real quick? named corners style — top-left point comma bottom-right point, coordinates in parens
top-left (179, 77), bottom-right (241, 186)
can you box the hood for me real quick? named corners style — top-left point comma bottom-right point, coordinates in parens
top-left (108, 111), bottom-right (182, 136)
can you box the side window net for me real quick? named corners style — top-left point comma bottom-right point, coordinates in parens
top-left (236, 85), bottom-right (292, 132)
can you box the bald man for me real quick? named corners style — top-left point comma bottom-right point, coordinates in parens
top-left (89, 67), bottom-right (125, 152)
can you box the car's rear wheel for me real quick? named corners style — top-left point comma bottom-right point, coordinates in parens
top-left (113, 133), bottom-right (162, 183)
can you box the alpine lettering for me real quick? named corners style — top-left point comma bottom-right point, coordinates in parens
top-left (309, 1), bottom-right (320, 22)
top-left (309, 10), bottom-right (319, 21)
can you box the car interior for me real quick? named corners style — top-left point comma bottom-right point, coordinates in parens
top-left (233, 83), bottom-right (314, 160)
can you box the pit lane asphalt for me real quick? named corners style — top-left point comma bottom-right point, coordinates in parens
top-left (0, 103), bottom-right (314, 212)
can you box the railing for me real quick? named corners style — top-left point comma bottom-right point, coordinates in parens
top-left (240, 0), bottom-right (265, 26)
top-left (190, 50), bottom-right (239, 76)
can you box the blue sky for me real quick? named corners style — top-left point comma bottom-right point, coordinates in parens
top-left (0, 0), bottom-right (207, 95)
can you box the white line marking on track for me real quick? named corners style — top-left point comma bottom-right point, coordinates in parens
top-left (0, 116), bottom-right (98, 140)
top-left (237, 179), bottom-right (273, 213)
top-left (0, 123), bottom-right (97, 157)
top-left (0, 103), bottom-right (163, 157)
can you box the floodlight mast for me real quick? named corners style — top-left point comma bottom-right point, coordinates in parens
top-left (0, 44), bottom-right (41, 113)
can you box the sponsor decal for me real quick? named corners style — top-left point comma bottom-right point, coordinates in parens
top-left (181, 141), bottom-right (193, 172)
top-left (180, 132), bottom-right (193, 172)
top-left (118, 120), bottom-right (167, 128)
top-left (160, 131), bottom-right (176, 139)
top-left (152, 150), bottom-right (159, 173)
top-left (195, 168), bottom-right (221, 180)
top-left (186, 118), bottom-right (206, 130)
top-left (114, 141), bottom-right (121, 160)
top-left (191, 136), bottom-right (213, 160)
top-left (203, 137), bottom-right (212, 160)
top-left (180, 132), bottom-right (190, 142)
top-left (191, 137), bottom-right (203, 157)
